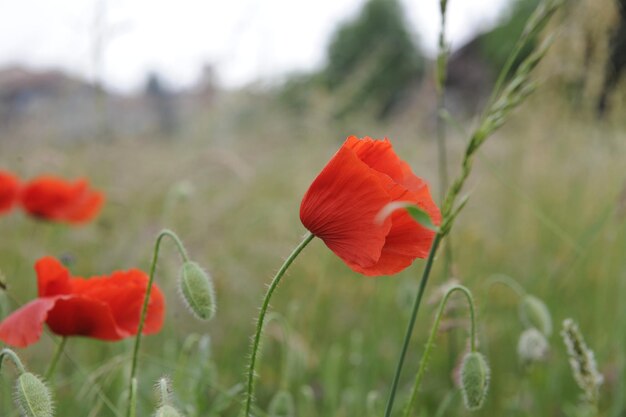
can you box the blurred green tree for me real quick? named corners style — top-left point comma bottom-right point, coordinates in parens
top-left (471, 0), bottom-right (540, 76)
top-left (323, 0), bottom-right (425, 119)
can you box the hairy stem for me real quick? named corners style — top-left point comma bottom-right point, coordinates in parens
top-left (403, 285), bottom-right (477, 417)
top-left (243, 232), bottom-right (314, 417)
top-left (0, 348), bottom-right (26, 374)
top-left (126, 229), bottom-right (189, 417)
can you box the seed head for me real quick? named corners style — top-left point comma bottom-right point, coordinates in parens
top-left (14, 373), bottom-right (54, 417)
top-left (517, 327), bottom-right (549, 363)
top-left (460, 352), bottom-right (490, 411)
top-left (179, 262), bottom-right (216, 321)
top-left (561, 318), bottom-right (603, 404)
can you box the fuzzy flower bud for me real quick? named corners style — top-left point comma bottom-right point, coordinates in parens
top-left (14, 372), bottom-right (54, 417)
top-left (561, 319), bottom-right (603, 403)
top-left (460, 352), bottom-right (490, 411)
top-left (517, 327), bottom-right (549, 363)
top-left (519, 295), bottom-right (552, 336)
top-left (179, 262), bottom-right (216, 321)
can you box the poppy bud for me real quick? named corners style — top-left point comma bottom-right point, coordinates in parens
top-left (517, 327), bottom-right (549, 363)
top-left (519, 295), bottom-right (552, 336)
top-left (14, 372), bottom-right (54, 417)
top-left (179, 262), bottom-right (216, 321)
top-left (268, 390), bottom-right (295, 417)
top-left (460, 352), bottom-right (490, 411)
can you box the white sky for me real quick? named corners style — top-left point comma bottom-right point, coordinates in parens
top-left (0, 0), bottom-right (511, 92)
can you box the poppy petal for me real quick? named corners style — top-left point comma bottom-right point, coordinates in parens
top-left (344, 136), bottom-right (429, 193)
top-left (36, 256), bottom-right (73, 297)
top-left (300, 146), bottom-right (392, 268)
top-left (20, 176), bottom-right (103, 224)
top-left (65, 191), bottom-right (104, 223)
top-left (345, 179), bottom-right (441, 276)
top-left (70, 269), bottom-right (165, 335)
top-left (45, 296), bottom-right (127, 340)
top-left (0, 297), bottom-right (64, 347)
top-left (0, 171), bottom-right (20, 214)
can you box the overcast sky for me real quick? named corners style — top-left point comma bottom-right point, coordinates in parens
top-left (0, 0), bottom-right (511, 92)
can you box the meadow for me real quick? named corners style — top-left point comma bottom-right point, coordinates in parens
top-left (1, 0), bottom-right (626, 414)
top-left (0, 82), bottom-right (625, 416)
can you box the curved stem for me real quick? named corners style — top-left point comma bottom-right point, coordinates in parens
top-left (44, 337), bottom-right (67, 380)
top-left (0, 348), bottom-right (26, 374)
top-left (243, 232), bottom-right (314, 417)
top-left (383, 233), bottom-right (442, 417)
top-left (126, 229), bottom-right (189, 417)
top-left (403, 285), bottom-right (477, 417)
top-left (485, 274), bottom-right (526, 299)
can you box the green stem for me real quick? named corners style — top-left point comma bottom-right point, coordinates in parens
top-left (126, 229), bottom-right (189, 417)
top-left (243, 232), bottom-right (314, 417)
top-left (44, 337), bottom-right (67, 380)
top-left (0, 348), bottom-right (26, 374)
top-left (403, 285), bottom-right (477, 417)
top-left (485, 274), bottom-right (526, 299)
top-left (383, 233), bottom-right (442, 417)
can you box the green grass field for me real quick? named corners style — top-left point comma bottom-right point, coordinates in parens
top-left (0, 89), bottom-right (625, 417)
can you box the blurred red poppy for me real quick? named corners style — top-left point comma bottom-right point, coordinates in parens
top-left (0, 171), bottom-right (20, 214)
top-left (0, 256), bottom-right (165, 348)
top-left (20, 176), bottom-right (104, 224)
top-left (300, 136), bottom-right (441, 276)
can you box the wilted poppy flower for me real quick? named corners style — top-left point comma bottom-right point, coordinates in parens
top-left (300, 136), bottom-right (441, 276)
top-left (0, 256), bottom-right (164, 348)
top-left (0, 171), bottom-right (20, 214)
top-left (20, 176), bottom-right (104, 224)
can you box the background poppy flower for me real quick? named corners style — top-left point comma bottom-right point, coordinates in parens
top-left (20, 176), bottom-right (104, 224)
top-left (0, 256), bottom-right (165, 348)
top-left (300, 136), bottom-right (441, 276)
top-left (0, 171), bottom-right (20, 214)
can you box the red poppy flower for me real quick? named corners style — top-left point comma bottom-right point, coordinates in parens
top-left (300, 136), bottom-right (441, 276)
top-left (20, 176), bottom-right (104, 224)
top-left (0, 256), bottom-right (165, 348)
top-left (0, 171), bottom-right (20, 214)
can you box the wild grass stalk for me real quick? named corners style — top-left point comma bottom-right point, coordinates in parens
top-left (383, 1), bottom-right (564, 415)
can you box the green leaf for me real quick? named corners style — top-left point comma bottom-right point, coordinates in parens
top-left (377, 201), bottom-right (439, 232)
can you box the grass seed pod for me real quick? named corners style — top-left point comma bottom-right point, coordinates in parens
top-left (14, 372), bottom-right (54, 417)
top-left (460, 352), bottom-right (490, 411)
top-left (179, 261), bottom-right (216, 321)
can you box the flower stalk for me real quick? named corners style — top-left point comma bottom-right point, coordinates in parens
top-left (44, 337), bottom-right (67, 380)
top-left (403, 285), bottom-right (477, 417)
top-left (127, 229), bottom-right (190, 417)
top-left (383, 1), bottom-right (563, 415)
top-left (243, 232), bottom-right (314, 417)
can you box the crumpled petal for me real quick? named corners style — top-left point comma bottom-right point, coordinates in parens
top-left (0, 256), bottom-right (165, 347)
top-left (300, 146), bottom-right (392, 268)
top-left (301, 136), bottom-right (441, 277)
top-left (70, 269), bottom-right (165, 335)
